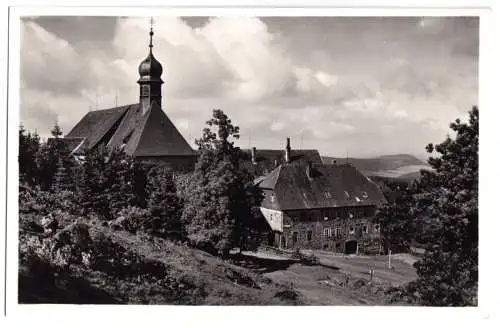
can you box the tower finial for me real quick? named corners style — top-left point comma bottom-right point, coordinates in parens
top-left (149, 17), bottom-right (154, 53)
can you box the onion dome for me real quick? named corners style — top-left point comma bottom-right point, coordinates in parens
top-left (138, 26), bottom-right (163, 81)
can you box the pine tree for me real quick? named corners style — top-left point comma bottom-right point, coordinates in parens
top-left (402, 107), bottom-right (478, 306)
top-left (52, 157), bottom-right (73, 192)
top-left (19, 124), bottom-right (41, 185)
top-left (76, 146), bottom-right (110, 218)
top-left (106, 148), bottom-right (139, 217)
top-left (374, 182), bottom-right (417, 253)
top-left (35, 122), bottom-right (68, 190)
top-left (76, 146), bottom-right (147, 219)
top-left (146, 165), bottom-right (183, 238)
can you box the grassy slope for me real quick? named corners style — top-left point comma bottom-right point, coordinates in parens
top-left (19, 213), bottom-right (416, 305)
top-left (86, 226), bottom-right (302, 305)
top-left (18, 214), bottom-right (302, 305)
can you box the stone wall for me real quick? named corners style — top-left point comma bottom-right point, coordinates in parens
top-left (278, 206), bottom-right (381, 254)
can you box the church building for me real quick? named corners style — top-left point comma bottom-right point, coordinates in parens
top-left (61, 24), bottom-right (198, 172)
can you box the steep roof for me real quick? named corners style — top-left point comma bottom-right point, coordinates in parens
top-left (241, 148), bottom-right (323, 177)
top-left (65, 105), bottom-right (131, 152)
top-left (133, 102), bottom-right (197, 156)
top-left (63, 102), bottom-right (196, 157)
top-left (257, 163), bottom-right (387, 211)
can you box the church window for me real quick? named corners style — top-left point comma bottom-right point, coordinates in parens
top-left (141, 85), bottom-right (150, 97)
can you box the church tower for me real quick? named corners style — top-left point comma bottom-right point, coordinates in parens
top-left (137, 20), bottom-right (163, 114)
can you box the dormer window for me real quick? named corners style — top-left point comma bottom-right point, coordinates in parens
top-left (141, 85), bottom-right (150, 97)
top-left (362, 191), bottom-right (368, 198)
top-left (344, 191), bottom-right (350, 198)
top-left (324, 191), bottom-right (332, 199)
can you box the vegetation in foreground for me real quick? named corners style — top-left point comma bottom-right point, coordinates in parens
top-left (18, 107), bottom-right (478, 306)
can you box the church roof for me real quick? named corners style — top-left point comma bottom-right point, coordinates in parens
top-left (256, 163), bottom-right (387, 211)
top-left (64, 102), bottom-right (196, 157)
top-left (65, 105), bottom-right (130, 151)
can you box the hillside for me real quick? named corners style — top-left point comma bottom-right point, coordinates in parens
top-left (19, 213), bottom-right (303, 305)
top-left (321, 154), bottom-right (429, 180)
top-left (19, 211), bottom-right (417, 305)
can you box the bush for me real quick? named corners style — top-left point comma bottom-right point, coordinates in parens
top-left (111, 206), bottom-right (152, 234)
top-left (19, 183), bottom-right (79, 216)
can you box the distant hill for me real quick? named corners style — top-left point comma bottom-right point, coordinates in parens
top-left (321, 154), bottom-right (430, 181)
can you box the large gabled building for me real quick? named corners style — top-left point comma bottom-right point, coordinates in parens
top-left (59, 25), bottom-right (197, 172)
top-left (255, 161), bottom-right (387, 254)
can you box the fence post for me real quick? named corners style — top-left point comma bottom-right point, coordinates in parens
top-left (388, 249), bottom-right (392, 269)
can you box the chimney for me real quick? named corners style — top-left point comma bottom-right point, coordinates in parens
top-left (251, 147), bottom-right (257, 164)
top-left (285, 137), bottom-right (291, 163)
top-left (306, 161), bottom-right (313, 179)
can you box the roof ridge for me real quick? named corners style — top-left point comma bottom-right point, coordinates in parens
top-left (131, 104), bottom-right (154, 156)
top-left (89, 105), bottom-right (130, 149)
top-left (89, 103), bottom-right (140, 114)
top-left (273, 165), bottom-right (284, 208)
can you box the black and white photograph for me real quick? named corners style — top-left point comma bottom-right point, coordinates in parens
top-left (7, 3), bottom-right (488, 315)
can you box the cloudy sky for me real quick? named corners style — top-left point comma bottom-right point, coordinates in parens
top-left (19, 16), bottom-right (478, 158)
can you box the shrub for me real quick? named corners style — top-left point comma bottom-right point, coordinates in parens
top-left (19, 183), bottom-right (79, 216)
top-left (111, 206), bottom-right (151, 234)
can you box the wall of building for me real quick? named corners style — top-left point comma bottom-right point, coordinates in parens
top-left (137, 155), bottom-right (198, 172)
top-left (260, 207), bottom-right (283, 232)
top-left (275, 206), bottom-right (381, 254)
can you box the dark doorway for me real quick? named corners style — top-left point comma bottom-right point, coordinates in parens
top-left (267, 232), bottom-right (274, 246)
top-left (273, 232), bottom-right (281, 248)
top-left (345, 240), bottom-right (358, 254)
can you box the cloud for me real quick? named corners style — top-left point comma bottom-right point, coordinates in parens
top-left (20, 16), bottom-right (478, 157)
top-left (21, 22), bottom-right (91, 95)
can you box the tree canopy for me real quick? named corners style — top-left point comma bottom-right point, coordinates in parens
top-left (396, 107), bottom-right (478, 306)
top-left (181, 109), bottom-right (259, 256)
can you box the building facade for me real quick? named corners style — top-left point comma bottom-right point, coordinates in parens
top-left (255, 161), bottom-right (387, 254)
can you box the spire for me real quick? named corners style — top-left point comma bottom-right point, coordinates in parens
top-left (149, 17), bottom-right (154, 53)
top-left (138, 16), bottom-right (163, 111)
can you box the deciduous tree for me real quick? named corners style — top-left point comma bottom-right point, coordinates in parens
top-left (181, 109), bottom-right (259, 256)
